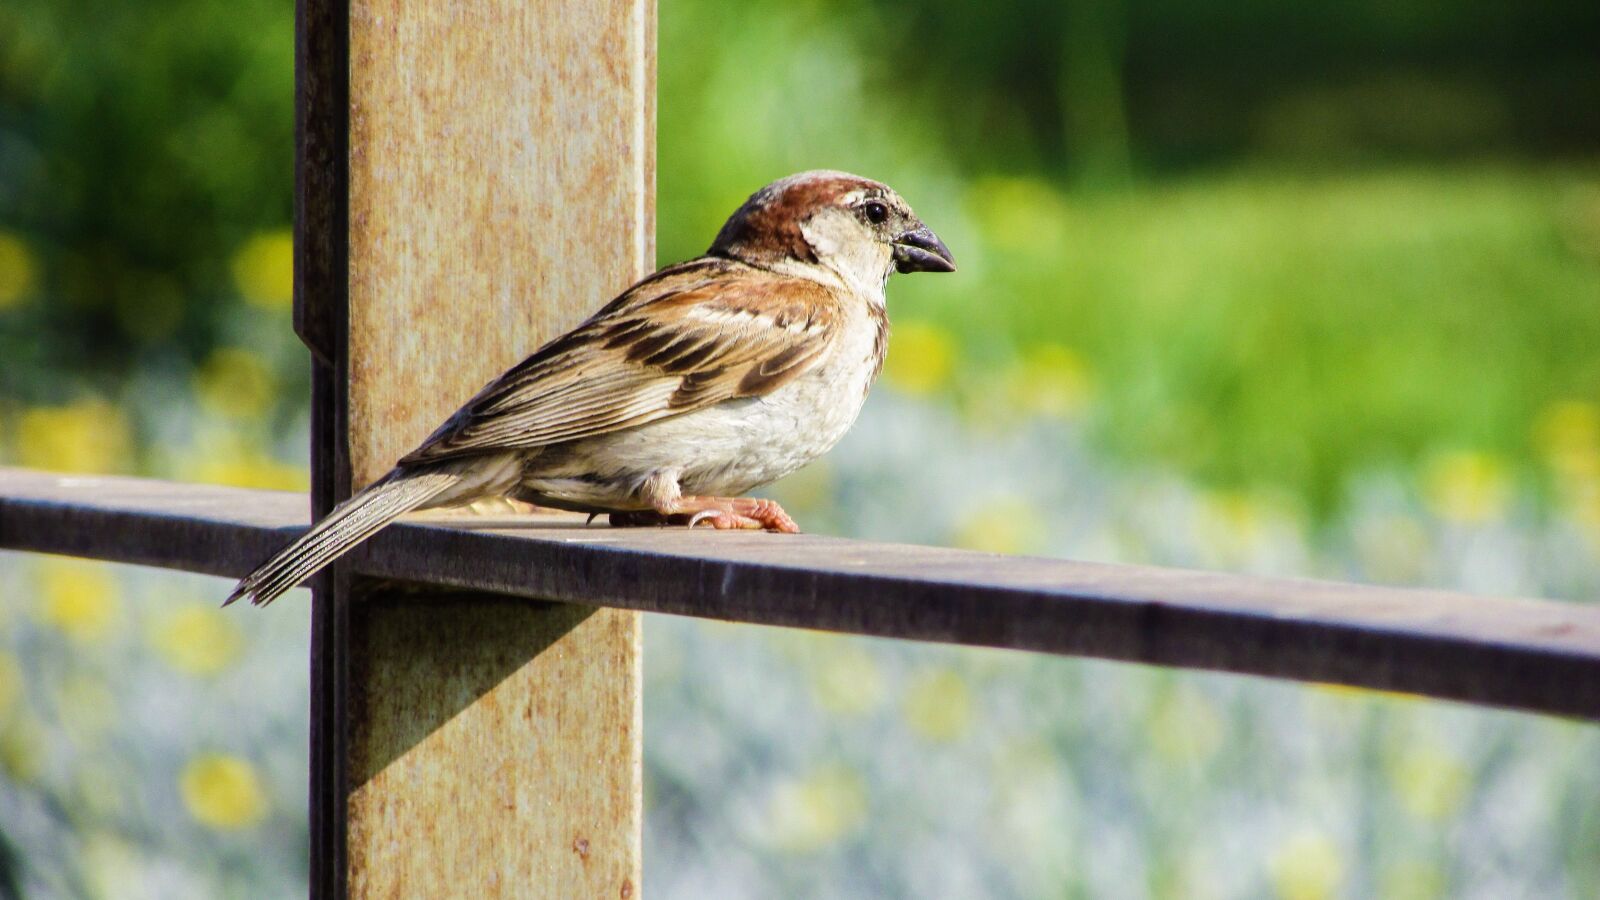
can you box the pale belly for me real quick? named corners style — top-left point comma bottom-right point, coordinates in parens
top-left (517, 328), bottom-right (879, 510)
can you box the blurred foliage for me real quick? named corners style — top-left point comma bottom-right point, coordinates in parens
top-left (0, 559), bottom-right (310, 897)
top-left (867, 0), bottom-right (1600, 173)
top-left (936, 168), bottom-right (1600, 514)
top-left (3, 0), bottom-right (1599, 517)
top-left (0, 0), bottom-right (293, 385)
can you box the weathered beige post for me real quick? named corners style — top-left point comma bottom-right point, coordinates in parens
top-left (296, 0), bottom-right (652, 894)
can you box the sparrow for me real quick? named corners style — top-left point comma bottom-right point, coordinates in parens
top-left (226, 170), bottom-right (955, 607)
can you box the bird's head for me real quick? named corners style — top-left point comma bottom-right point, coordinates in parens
top-left (709, 170), bottom-right (955, 298)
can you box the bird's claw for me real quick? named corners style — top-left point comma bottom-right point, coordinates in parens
top-left (687, 509), bottom-right (723, 529)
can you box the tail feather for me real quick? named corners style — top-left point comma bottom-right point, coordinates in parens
top-left (226, 470), bottom-right (460, 607)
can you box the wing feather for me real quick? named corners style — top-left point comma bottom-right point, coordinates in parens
top-left (399, 259), bottom-right (842, 464)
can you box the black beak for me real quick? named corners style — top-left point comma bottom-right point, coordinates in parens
top-left (892, 226), bottom-right (957, 274)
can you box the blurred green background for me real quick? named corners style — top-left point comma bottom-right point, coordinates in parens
top-left (1, 0), bottom-right (1598, 896)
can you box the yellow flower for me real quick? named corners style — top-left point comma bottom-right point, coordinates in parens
top-left (1199, 489), bottom-right (1265, 566)
top-left (1387, 744), bottom-right (1469, 822)
top-left (1207, 490), bottom-right (1262, 533)
top-left (150, 602), bottom-right (244, 676)
top-left (231, 230), bottom-right (294, 310)
top-left (185, 429), bottom-right (309, 491)
top-left (16, 398), bottom-right (132, 474)
top-left (883, 319), bottom-right (955, 395)
top-left (1422, 450), bottom-right (1510, 524)
top-left (1008, 343), bottom-right (1094, 418)
top-left (903, 668), bottom-right (973, 742)
top-left (1271, 831), bottom-right (1345, 900)
top-left (1533, 399), bottom-right (1600, 480)
top-left (1310, 682), bottom-right (1421, 706)
top-left (0, 231), bottom-right (36, 308)
top-left (180, 753), bottom-right (268, 829)
top-left (766, 764), bottom-right (867, 852)
top-left (966, 176), bottom-right (1071, 255)
top-left (194, 347), bottom-right (278, 421)
top-left (951, 494), bottom-right (1043, 555)
top-left (809, 642), bottom-right (884, 716)
top-left (36, 558), bottom-right (121, 643)
top-left (193, 454), bottom-right (309, 491)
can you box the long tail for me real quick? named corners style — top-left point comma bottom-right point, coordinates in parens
top-left (225, 469), bottom-right (461, 607)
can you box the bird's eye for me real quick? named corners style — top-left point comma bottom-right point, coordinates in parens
top-left (862, 201), bottom-right (889, 224)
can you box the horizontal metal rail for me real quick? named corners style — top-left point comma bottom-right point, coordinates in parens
top-left (2, 466), bottom-right (1597, 720)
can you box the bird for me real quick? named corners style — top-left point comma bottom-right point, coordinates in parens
top-left (225, 170), bottom-right (955, 607)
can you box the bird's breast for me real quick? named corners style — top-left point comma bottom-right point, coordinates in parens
top-left (677, 315), bottom-right (882, 494)
top-left (520, 307), bottom-right (886, 506)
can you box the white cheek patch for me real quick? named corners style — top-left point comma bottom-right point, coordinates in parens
top-left (800, 209), bottom-right (893, 302)
top-left (799, 209), bottom-right (852, 258)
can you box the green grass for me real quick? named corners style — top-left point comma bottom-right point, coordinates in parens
top-left (891, 165), bottom-right (1600, 514)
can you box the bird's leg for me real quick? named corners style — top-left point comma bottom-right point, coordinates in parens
top-left (664, 496), bottom-right (800, 533)
top-left (614, 471), bottom-right (800, 533)
top-left (607, 497), bottom-right (800, 533)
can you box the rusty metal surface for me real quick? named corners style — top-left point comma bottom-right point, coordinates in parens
top-left (345, 0), bottom-right (656, 485)
top-left (296, 0), bottom-right (351, 890)
top-left (347, 595), bottom-right (639, 898)
top-left (4, 467), bottom-right (1599, 722)
top-left (294, 0), bottom-right (655, 893)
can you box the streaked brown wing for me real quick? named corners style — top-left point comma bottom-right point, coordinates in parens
top-left (399, 258), bottom-right (842, 465)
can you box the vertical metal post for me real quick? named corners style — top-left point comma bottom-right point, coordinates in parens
top-left (295, 0), bottom-right (653, 893)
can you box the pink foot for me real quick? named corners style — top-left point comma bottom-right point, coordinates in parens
top-left (611, 496), bottom-right (800, 533)
top-left (685, 497), bottom-right (799, 533)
